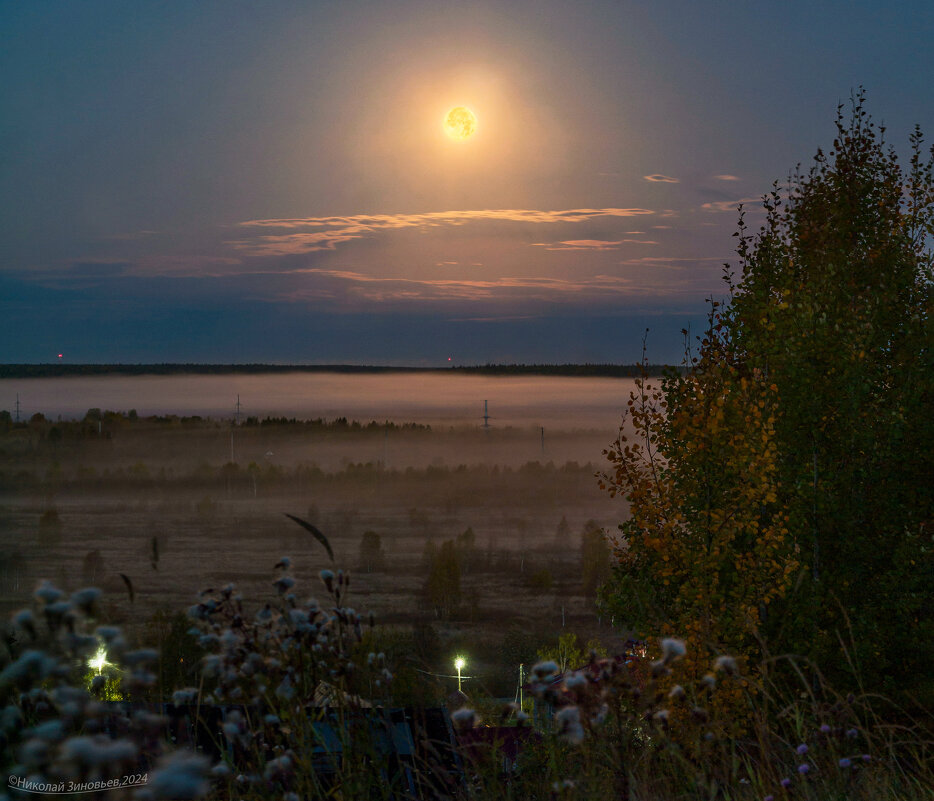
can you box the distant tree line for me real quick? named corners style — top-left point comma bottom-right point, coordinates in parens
top-left (242, 416), bottom-right (430, 432)
top-left (0, 457), bottom-right (603, 504)
top-left (0, 362), bottom-right (679, 379)
top-left (0, 409), bottom-right (429, 433)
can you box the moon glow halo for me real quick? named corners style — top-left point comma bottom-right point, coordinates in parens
top-left (443, 106), bottom-right (477, 141)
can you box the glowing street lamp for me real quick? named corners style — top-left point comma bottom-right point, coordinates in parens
top-left (89, 646), bottom-right (109, 675)
top-left (454, 656), bottom-right (466, 693)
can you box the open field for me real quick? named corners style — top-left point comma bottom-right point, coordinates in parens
top-left (0, 413), bottom-right (629, 699)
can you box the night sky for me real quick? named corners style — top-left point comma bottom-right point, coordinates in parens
top-left (3, 1), bottom-right (933, 365)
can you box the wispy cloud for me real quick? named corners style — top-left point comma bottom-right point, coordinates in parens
top-left (277, 267), bottom-right (639, 303)
top-left (530, 237), bottom-right (660, 251)
top-left (643, 174), bottom-right (679, 183)
top-left (713, 174), bottom-right (740, 181)
top-left (231, 207), bottom-right (655, 257)
top-left (701, 197), bottom-right (762, 212)
top-left (619, 256), bottom-right (728, 268)
top-left (531, 239), bottom-right (620, 251)
top-left (558, 239), bottom-right (623, 249)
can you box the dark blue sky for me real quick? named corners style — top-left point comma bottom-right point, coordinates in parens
top-left (3, 0), bottom-right (933, 364)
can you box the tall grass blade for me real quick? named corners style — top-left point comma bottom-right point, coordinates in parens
top-left (285, 513), bottom-right (335, 561)
top-left (119, 572), bottom-right (135, 603)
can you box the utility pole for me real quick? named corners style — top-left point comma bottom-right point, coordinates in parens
top-left (482, 400), bottom-right (490, 429)
top-left (14, 394), bottom-right (20, 423)
top-left (519, 663), bottom-right (524, 711)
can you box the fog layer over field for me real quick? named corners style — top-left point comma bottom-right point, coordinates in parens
top-left (0, 373), bottom-right (637, 699)
top-left (0, 372), bottom-right (639, 430)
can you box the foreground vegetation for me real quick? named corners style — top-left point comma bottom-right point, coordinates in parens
top-left (2, 543), bottom-right (932, 801)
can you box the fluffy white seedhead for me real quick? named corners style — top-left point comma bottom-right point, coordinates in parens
top-left (564, 671), bottom-right (587, 692)
top-left (713, 655), bottom-right (738, 675)
top-left (530, 660), bottom-right (559, 683)
top-left (668, 684), bottom-right (686, 701)
top-left (699, 673), bottom-right (717, 689)
top-left (70, 587), bottom-right (102, 615)
top-left (12, 609), bottom-right (35, 634)
top-left (35, 580), bottom-right (64, 605)
top-left (451, 707), bottom-right (479, 730)
top-left (172, 688), bottom-right (199, 705)
top-left (660, 637), bottom-right (686, 663)
top-left (95, 625), bottom-right (121, 642)
top-left (555, 706), bottom-right (585, 744)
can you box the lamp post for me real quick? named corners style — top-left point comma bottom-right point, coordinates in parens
top-left (454, 656), bottom-right (465, 693)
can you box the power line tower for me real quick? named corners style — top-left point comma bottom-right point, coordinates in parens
top-left (14, 394), bottom-right (21, 423)
top-left (482, 400), bottom-right (490, 429)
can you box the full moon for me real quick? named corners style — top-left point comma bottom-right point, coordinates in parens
top-left (443, 106), bottom-right (477, 140)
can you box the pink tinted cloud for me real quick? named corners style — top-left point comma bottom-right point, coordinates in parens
top-left (230, 207), bottom-right (655, 256)
top-left (701, 197), bottom-right (763, 212)
top-left (643, 174), bottom-right (679, 183)
top-left (531, 239), bottom-right (622, 251)
top-left (713, 174), bottom-right (741, 181)
top-left (531, 237), bottom-right (659, 251)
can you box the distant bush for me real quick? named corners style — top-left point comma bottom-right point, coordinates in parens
top-left (526, 568), bottom-right (554, 592)
top-left (38, 507), bottom-right (61, 529)
top-left (423, 539), bottom-right (461, 619)
top-left (580, 520), bottom-right (610, 596)
top-left (358, 530), bottom-right (386, 573)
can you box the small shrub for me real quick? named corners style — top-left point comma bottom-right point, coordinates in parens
top-left (38, 508), bottom-right (61, 529)
top-left (526, 568), bottom-right (554, 592)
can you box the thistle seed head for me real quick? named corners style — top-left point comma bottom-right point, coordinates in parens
top-left (660, 637), bottom-right (686, 663)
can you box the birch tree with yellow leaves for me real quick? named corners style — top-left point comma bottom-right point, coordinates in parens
top-left (601, 94), bottom-right (933, 703)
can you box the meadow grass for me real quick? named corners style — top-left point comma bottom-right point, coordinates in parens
top-left (2, 526), bottom-right (932, 801)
